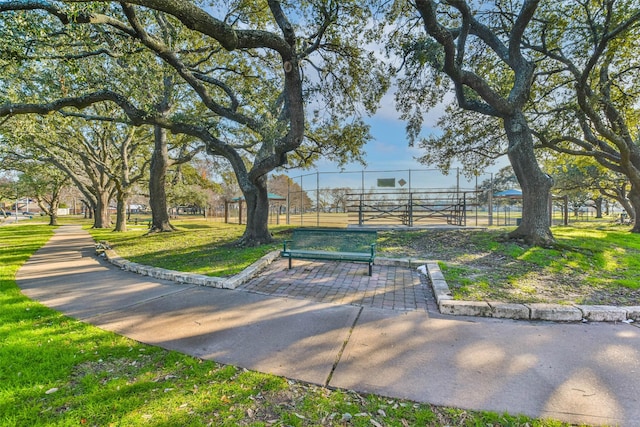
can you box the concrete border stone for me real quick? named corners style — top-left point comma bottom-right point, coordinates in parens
top-left (625, 307), bottom-right (640, 321)
top-left (488, 302), bottom-right (530, 320)
top-left (376, 257), bottom-right (431, 269)
top-left (439, 300), bottom-right (492, 317)
top-left (577, 305), bottom-right (628, 322)
top-left (526, 303), bottom-right (583, 322)
top-left (103, 248), bottom-right (280, 290)
top-left (375, 257), bottom-right (409, 267)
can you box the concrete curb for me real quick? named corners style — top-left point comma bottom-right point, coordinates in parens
top-left (102, 248), bottom-right (281, 290)
top-left (99, 245), bottom-right (638, 323)
top-left (422, 261), bottom-right (640, 323)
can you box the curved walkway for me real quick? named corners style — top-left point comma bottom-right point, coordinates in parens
top-left (16, 226), bottom-right (640, 426)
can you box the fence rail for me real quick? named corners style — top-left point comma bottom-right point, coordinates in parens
top-left (345, 190), bottom-right (475, 227)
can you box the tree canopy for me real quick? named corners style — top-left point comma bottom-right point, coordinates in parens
top-left (5, 1), bottom-right (637, 243)
top-left (387, 0), bottom-right (640, 239)
top-left (525, 0), bottom-right (640, 230)
top-left (0, 0), bottom-right (388, 244)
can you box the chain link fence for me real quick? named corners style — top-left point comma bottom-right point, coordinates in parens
top-left (284, 168), bottom-right (499, 228)
top-left (217, 168), bottom-right (611, 228)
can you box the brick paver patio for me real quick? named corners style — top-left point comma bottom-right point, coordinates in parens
top-left (238, 258), bottom-right (436, 312)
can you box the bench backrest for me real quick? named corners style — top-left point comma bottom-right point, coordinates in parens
top-left (290, 228), bottom-right (377, 253)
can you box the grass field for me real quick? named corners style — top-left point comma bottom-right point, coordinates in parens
top-left (89, 218), bottom-right (289, 277)
top-left (0, 221), bottom-right (579, 426)
top-left (376, 222), bottom-right (640, 305)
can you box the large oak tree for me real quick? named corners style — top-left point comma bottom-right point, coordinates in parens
top-left (0, 1), bottom-right (387, 245)
top-left (525, 0), bottom-right (640, 231)
top-left (390, 0), bottom-right (554, 245)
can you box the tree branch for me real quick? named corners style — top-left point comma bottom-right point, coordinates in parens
top-left (120, 3), bottom-right (261, 130)
top-left (63, 0), bottom-right (292, 54)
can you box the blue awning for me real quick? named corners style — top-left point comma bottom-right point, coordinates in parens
top-left (494, 189), bottom-right (522, 198)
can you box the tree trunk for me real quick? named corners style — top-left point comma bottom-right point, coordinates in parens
top-left (572, 204), bottom-right (580, 217)
top-left (611, 194), bottom-right (634, 223)
top-left (38, 191), bottom-right (61, 227)
top-left (148, 125), bottom-right (175, 232)
top-left (504, 114), bottom-right (554, 246)
top-left (239, 175), bottom-right (272, 246)
top-left (48, 198), bottom-right (59, 226)
top-left (623, 150), bottom-right (640, 231)
top-left (81, 200), bottom-right (94, 219)
top-left (627, 185), bottom-right (640, 232)
top-left (593, 196), bottom-right (603, 218)
top-left (114, 191), bottom-right (128, 232)
top-left (93, 192), bottom-right (112, 229)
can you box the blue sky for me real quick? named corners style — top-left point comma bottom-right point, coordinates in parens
top-left (286, 89), bottom-right (506, 191)
top-left (290, 89), bottom-right (438, 170)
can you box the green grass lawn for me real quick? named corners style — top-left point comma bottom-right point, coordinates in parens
top-left (449, 224), bottom-right (640, 304)
top-left (87, 218), bottom-right (288, 277)
top-left (377, 221), bottom-right (640, 305)
top-left (0, 222), bottom-right (576, 426)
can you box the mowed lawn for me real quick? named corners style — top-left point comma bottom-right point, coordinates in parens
top-left (378, 222), bottom-right (640, 305)
top-left (88, 219), bottom-right (286, 277)
top-left (0, 221), bottom-right (577, 426)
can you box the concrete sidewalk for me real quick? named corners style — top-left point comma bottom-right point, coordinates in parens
top-left (16, 225), bottom-right (640, 426)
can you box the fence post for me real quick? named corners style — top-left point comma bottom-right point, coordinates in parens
top-left (463, 192), bottom-right (467, 226)
top-left (360, 171), bottom-right (365, 226)
top-left (316, 171), bottom-right (320, 226)
top-left (475, 175), bottom-right (479, 226)
top-left (286, 180), bottom-right (290, 225)
top-left (409, 192), bottom-right (413, 227)
top-left (488, 173), bottom-right (494, 226)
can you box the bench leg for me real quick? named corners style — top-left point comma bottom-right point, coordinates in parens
top-left (368, 262), bottom-right (372, 276)
top-left (288, 257), bottom-right (292, 269)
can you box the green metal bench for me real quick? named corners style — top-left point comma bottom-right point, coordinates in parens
top-left (281, 228), bottom-right (377, 276)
